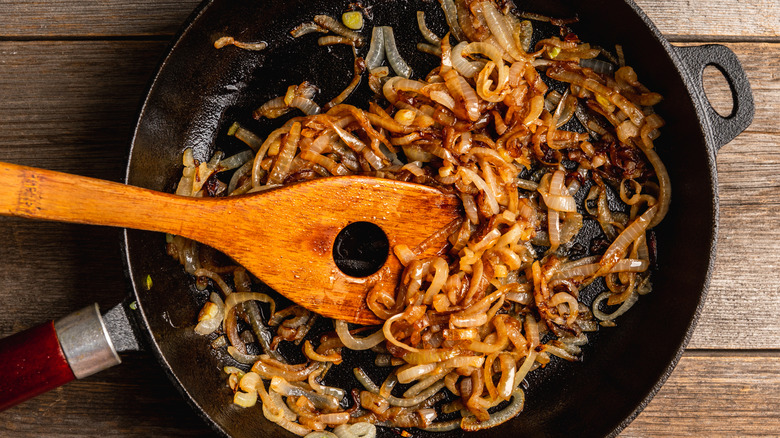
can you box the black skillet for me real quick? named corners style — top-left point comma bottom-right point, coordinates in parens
top-left (0, 0), bottom-right (753, 437)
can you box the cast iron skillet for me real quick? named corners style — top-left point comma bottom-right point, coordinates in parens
top-left (122, 0), bottom-right (754, 437)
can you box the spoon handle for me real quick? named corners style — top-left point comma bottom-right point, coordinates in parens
top-left (0, 161), bottom-right (208, 238)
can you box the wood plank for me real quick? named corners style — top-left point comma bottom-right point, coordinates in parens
top-left (688, 133), bottom-right (780, 349)
top-left (622, 352), bottom-right (780, 437)
top-left (0, 352), bottom-right (213, 437)
top-left (0, 0), bottom-right (778, 40)
top-left (0, 0), bottom-right (200, 37)
top-left (0, 219), bottom-right (127, 338)
top-left (0, 41), bottom-right (168, 179)
top-left (0, 41), bottom-right (168, 335)
top-left (637, 0), bottom-right (780, 41)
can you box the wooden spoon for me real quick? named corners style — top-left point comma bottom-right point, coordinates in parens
top-left (0, 162), bottom-right (462, 325)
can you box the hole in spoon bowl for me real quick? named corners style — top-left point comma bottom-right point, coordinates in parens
top-left (333, 221), bottom-right (389, 277)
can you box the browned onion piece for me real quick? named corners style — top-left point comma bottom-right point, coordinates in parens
top-left (382, 26), bottom-right (413, 78)
top-left (324, 57), bottom-right (366, 111)
top-left (439, 0), bottom-right (467, 41)
top-left (267, 122), bottom-right (302, 184)
top-left (597, 204), bottom-right (658, 276)
top-left (290, 21), bottom-right (328, 38)
top-left (314, 14), bottom-right (365, 46)
top-left (334, 320), bottom-right (385, 350)
top-left (461, 388), bottom-right (525, 430)
top-left (214, 36), bottom-right (267, 51)
top-left (251, 359), bottom-right (321, 382)
top-left (417, 11), bottom-right (441, 44)
top-left (593, 290), bottom-right (639, 321)
top-left (642, 146), bottom-right (671, 228)
top-left (318, 35), bottom-right (355, 46)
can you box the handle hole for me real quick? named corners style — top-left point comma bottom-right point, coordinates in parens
top-left (703, 64), bottom-right (735, 118)
top-left (333, 221), bottom-right (389, 278)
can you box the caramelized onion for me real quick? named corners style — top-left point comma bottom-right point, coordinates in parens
top-left (332, 423), bottom-right (376, 438)
top-left (314, 14), bottom-right (365, 45)
top-left (552, 258), bottom-right (649, 280)
top-left (597, 205), bottom-right (658, 276)
top-left (194, 292), bottom-right (225, 335)
top-left (251, 360), bottom-right (321, 382)
top-left (214, 36), bottom-right (267, 51)
top-left (365, 26), bottom-right (386, 70)
top-left (398, 363), bottom-right (438, 384)
top-left (185, 3), bottom-right (672, 434)
top-left (417, 11), bottom-right (441, 44)
top-left (451, 42), bottom-right (482, 78)
top-left (439, 0), bottom-right (467, 41)
top-left (643, 146), bottom-right (671, 228)
top-left (271, 376), bottom-right (340, 410)
top-left (382, 27), bottom-right (413, 78)
top-left (541, 192), bottom-right (576, 212)
top-left (334, 320), bottom-right (385, 350)
top-left (479, 2), bottom-right (523, 60)
top-left (592, 290), bottom-right (639, 321)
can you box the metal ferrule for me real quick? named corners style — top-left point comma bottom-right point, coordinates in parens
top-left (54, 303), bottom-right (122, 379)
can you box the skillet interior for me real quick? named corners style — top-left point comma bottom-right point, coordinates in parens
top-left (125, 0), bottom-right (715, 436)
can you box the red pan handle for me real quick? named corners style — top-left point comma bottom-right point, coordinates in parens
top-left (0, 304), bottom-right (122, 411)
top-left (0, 321), bottom-right (75, 411)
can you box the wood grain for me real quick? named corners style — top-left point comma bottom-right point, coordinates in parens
top-left (0, 0), bottom-right (200, 37)
top-left (622, 352), bottom-right (780, 437)
top-left (689, 133), bottom-right (780, 349)
top-left (0, 353), bottom-right (213, 437)
top-left (0, 41), bottom-right (167, 178)
top-left (0, 219), bottom-right (128, 338)
top-left (639, 0), bottom-right (780, 41)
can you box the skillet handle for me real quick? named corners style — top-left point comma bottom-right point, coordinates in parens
top-left (674, 44), bottom-right (754, 153)
top-left (0, 304), bottom-right (122, 411)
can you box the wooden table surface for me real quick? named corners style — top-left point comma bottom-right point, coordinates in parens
top-left (1, 0), bottom-right (778, 436)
